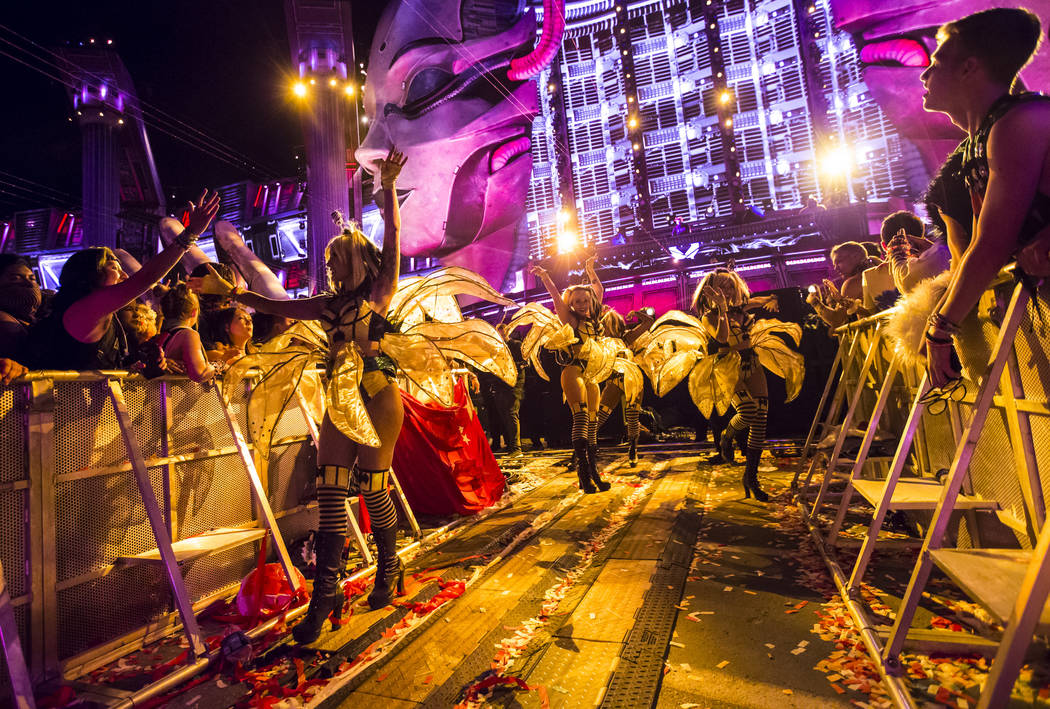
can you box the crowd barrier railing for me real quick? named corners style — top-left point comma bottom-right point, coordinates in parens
top-left (0, 367), bottom-right (429, 705)
top-left (0, 370), bottom-right (331, 700)
top-left (796, 271), bottom-right (1050, 708)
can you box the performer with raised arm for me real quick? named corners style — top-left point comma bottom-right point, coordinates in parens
top-left (192, 148), bottom-right (408, 643)
top-left (528, 256), bottom-right (612, 493)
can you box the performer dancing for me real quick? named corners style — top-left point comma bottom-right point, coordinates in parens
top-left (194, 149), bottom-right (408, 643)
top-left (689, 269), bottom-right (802, 501)
top-left (528, 257), bottom-right (611, 493)
top-left (595, 307), bottom-right (653, 465)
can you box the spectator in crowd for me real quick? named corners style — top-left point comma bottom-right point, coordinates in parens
top-left (207, 306), bottom-right (254, 365)
top-left (27, 191), bottom-right (220, 371)
top-left (881, 211), bottom-right (951, 295)
top-left (156, 283), bottom-right (216, 383)
top-left (119, 302), bottom-right (169, 378)
top-left (917, 8), bottom-right (1050, 387)
top-left (191, 261), bottom-right (240, 350)
top-left (252, 312), bottom-right (295, 345)
top-left (806, 241), bottom-right (872, 328)
top-left (0, 255), bottom-right (41, 362)
top-left (861, 241), bottom-right (899, 314)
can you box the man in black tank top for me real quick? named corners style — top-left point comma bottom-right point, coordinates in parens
top-left (916, 8), bottom-right (1050, 388)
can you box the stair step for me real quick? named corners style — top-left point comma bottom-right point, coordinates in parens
top-left (117, 528), bottom-right (267, 565)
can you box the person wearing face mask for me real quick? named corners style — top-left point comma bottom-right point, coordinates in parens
top-left (0, 255), bottom-right (42, 362)
top-left (27, 191), bottom-right (220, 371)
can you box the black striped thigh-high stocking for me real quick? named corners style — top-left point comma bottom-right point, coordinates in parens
top-left (355, 466), bottom-right (405, 608)
top-left (571, 403), bottom-right (596, 493)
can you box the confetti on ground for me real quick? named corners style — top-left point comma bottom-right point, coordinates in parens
top-left (716, 660), bottom-right (730, 669)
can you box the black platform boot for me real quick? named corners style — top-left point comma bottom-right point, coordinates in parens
top-left (587, 443), bottom-right (611, 491)
top-left (368, 526), bottom-right (405, 610)
top-left (707, 430), bottom-right (738, 465)
top-left (292, 531), bottom-right (347, 644)
top-left (744, 448), bottom-right (770, 502)
top-left (574, 440), bottom-right (597, 493)
top-left (628, 439), bottom-right (638, 466)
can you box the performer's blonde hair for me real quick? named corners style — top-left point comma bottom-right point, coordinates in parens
top-left (601, 307), bottom-right (626, 339)
top-left (691, 268), bottom-right (750, 314)
top-left (326, 212), bottom-right (381, 294)
top-left (562, 284), bottom-right (601, 319)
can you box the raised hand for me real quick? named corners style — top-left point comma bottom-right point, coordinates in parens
top-left (185, 190), bottom-right (221, 236)
top-left (703, 286), bottom-right (726, 311)
top-left (187, 263), bottom-right (236, 297)
top-left (529, 264), bottom-right (549, 280)
top-left (376, 147), bottom-right (408, 189)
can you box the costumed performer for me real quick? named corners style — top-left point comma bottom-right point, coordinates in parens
top-left (521, 256), bottom-right (613, 493)
top-left (594, 307), bottom-right (652, 466)
top-left (192, 148), bottom-right (409, 643)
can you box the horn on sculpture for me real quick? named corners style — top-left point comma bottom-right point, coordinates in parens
top-left (507, 0), bottom-right (566, 81)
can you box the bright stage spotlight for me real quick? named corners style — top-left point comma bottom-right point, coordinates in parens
top-left (719, 90), bottom-right (732, 105)
top-left (293, 82), bottom-right (308, 97)
top-left (821, 146), bottom-right (853, 177)
top-left (345, 83), bottom-right (355, 96)
top-left (557, 228), bottom-right (577, 254)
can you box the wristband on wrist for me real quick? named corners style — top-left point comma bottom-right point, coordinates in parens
top-left (175, 230), bottom-right (199, 249)
top-left (927, 311), bottom-right (959, 334)
top-left (924, 330), bottom-right (954, 345)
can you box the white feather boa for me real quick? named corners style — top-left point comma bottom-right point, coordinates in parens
top-left (883, 270), bottom-right (997, 381)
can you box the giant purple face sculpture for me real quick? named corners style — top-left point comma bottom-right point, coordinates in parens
top-left (356, 0), bottom-right (564, 290)
top-left (831, 0), bottom-right (1050, 174)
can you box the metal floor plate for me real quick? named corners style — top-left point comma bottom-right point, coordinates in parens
top-left (555, 560), bottom-right (658, 643)
top-left (519, 639), bottom-right (623, 709)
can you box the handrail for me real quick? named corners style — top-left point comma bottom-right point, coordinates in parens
top-left (832, 264), bottom-right (1017, 336)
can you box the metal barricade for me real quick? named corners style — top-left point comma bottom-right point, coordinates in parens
top-left (0, 370), bottom-right (321, 690)
top-left (799, 272), bottom-right (1050, 708)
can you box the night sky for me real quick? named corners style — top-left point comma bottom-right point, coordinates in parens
top-left (0, 1), bottom-right (386, 216)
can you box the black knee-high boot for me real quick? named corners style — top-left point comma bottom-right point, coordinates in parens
top-left (574, 439), bottom-right (597, 493)
top-left (707, 429), bottom-right (738, 465)
top-left (356, 467), bottom-right (405, 610)
top-left (744, 448), bottom-right (769, 502)
top-left (586, 443), bottom-right (611, 491)
top-left (292, 531), bottom-right (347, 643)
top-left (368, 525), bottom-right (405, 609)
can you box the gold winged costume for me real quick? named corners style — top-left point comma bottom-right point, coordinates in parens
top-left (222, 267), bottom-right (517, 459)
top-left (505, 302), bottom-right (644, 402)
top-left (638, 310), bottom-right (805, 418)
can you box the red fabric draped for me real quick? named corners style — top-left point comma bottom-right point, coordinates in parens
top-left (391, 380), bottom-right (505, 516)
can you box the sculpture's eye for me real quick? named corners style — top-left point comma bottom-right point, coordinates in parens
top-left (405, 67), bottom-right (455, 106)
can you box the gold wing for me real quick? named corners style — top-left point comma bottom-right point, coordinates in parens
top-left (406, 319), bottom-right (517, 387)
top-left (386, 266), bottom-right (515, 327)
